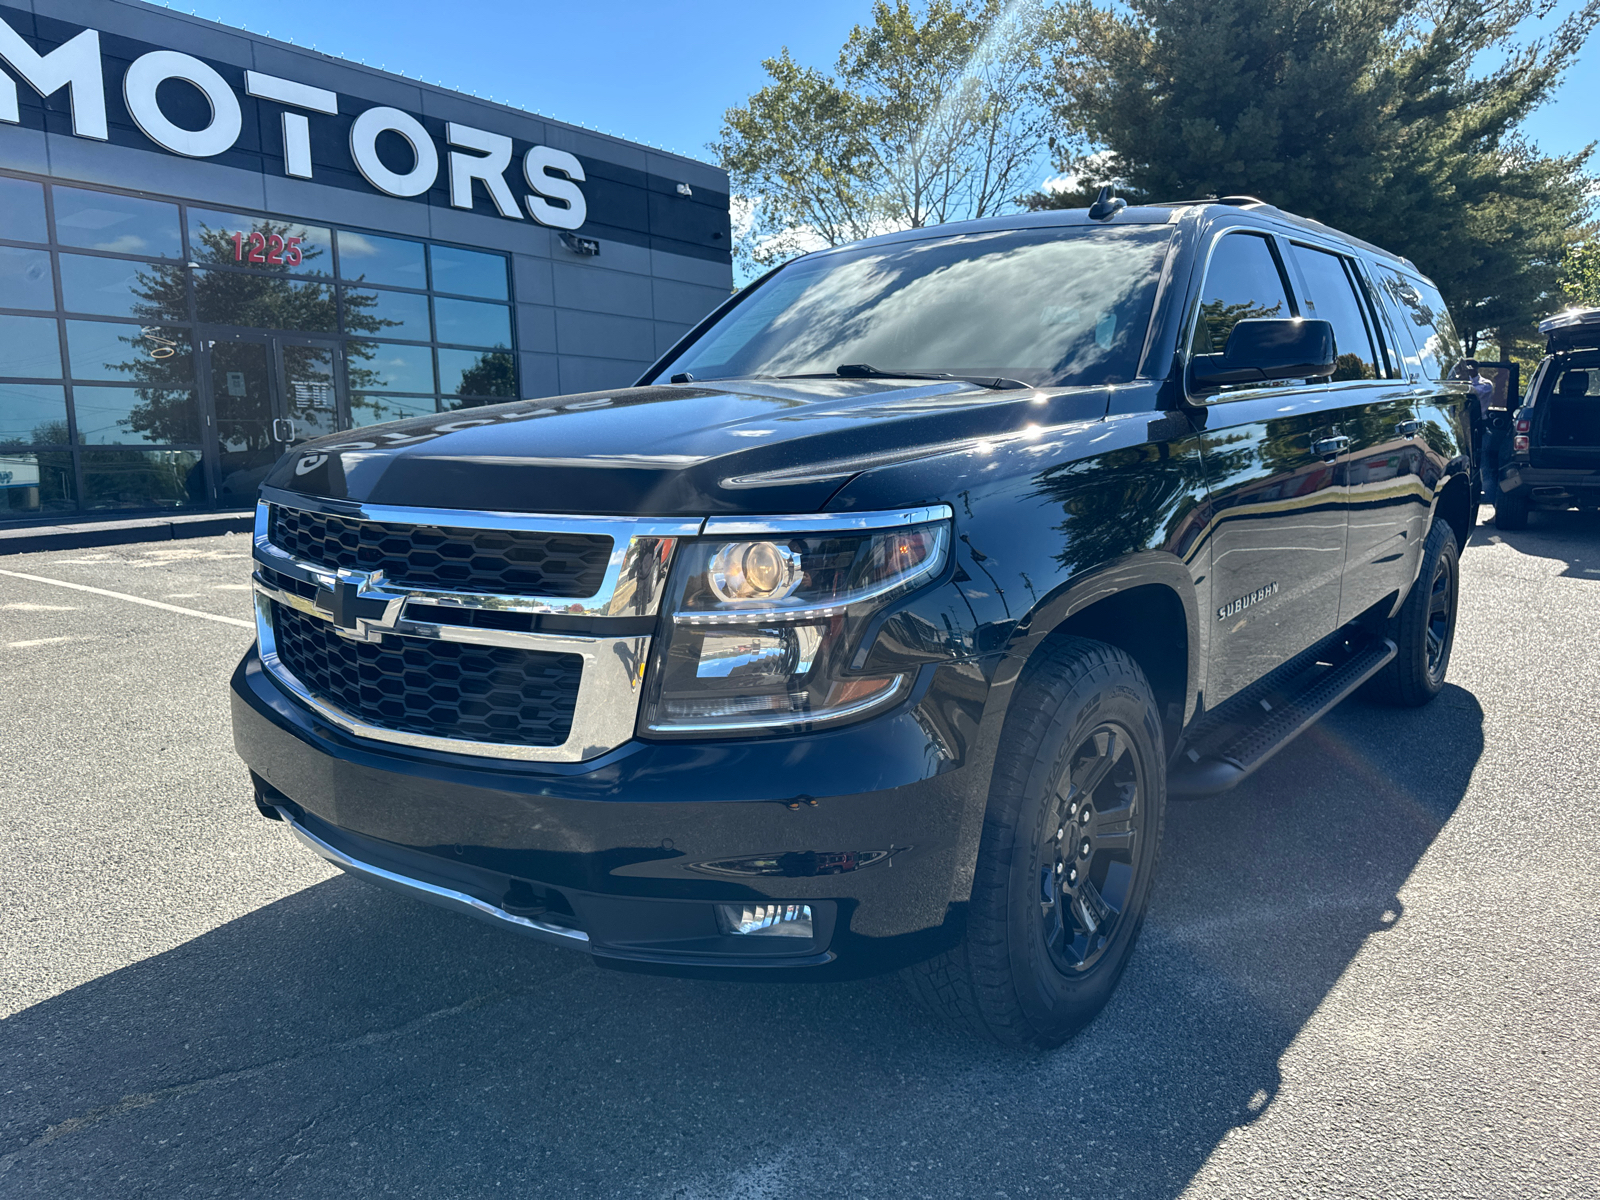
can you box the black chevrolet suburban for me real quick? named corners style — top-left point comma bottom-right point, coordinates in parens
top-left (1489, 307), bottom-right (1600, 528)
top-left (232, 195), bottom-right (1473, 1048)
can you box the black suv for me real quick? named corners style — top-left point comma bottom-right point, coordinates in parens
top-left (1490, 307), bottom-right (1600, 528)
top-left (232, 196), bottom-right (1473, 1047)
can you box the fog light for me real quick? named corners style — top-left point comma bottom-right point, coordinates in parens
top-left (717, 902), bottom-right (814, 938)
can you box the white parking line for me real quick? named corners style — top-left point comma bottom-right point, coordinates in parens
top-left (0, 568), bottom-right (253, 630)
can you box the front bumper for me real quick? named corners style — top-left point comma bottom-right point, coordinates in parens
top-left (232, 644), bottom-right (996, 979)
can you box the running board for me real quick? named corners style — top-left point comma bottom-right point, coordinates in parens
top-left (1168, 637), bottom-right (1397, 797)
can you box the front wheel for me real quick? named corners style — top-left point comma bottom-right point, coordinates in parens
top-left (1365, 518), bottom-right (1460, 707)
top-left (905, 637), bottom-right (1165, 1048)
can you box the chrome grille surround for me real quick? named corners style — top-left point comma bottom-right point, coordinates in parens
top-left (251, 489), bottom-right (699, 762)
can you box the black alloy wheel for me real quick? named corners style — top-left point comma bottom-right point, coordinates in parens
top-left (1038, 724), bottom-right (1142, 974)
top-left (1423, 544), bottom-right (1458, 687)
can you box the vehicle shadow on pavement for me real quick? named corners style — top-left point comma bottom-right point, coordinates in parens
top-left (1473, 508), bottom-right (1600, 579)
top-left (0, 688), bottom-right (1484, 1199)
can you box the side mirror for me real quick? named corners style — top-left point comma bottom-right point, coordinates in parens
top-left (1191, 318), bottom-right (1336, 389)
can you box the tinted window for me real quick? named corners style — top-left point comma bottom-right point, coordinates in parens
top-left (1291, 245), bottom-right (1378, 380)
top-left (53, 188), bottom-right (181, 258)
top-left (344, 286), bottom-right (431, 342)
top-left (187, 208), bottom-right (333, 277)
top-left (66, 321), bottom-right (193, 384)
top-left (59, 254), bottom-right (172, 319)
top-left (1190, 233), bottom-right (1292, 358)
top-left (0, 246), bottom-right (55, 310)
top-left (72, 386), bottom-right (200, 445)
top-left (0, 449), bottom-right (76, 514)
top-left (1376, 268), bottom-right (1459, 380)
top-left (350, 393), bottom-right (437, 426)
top-left (429, 245), bottom-right (509, 300)
top-left (0, 314), bottom-right (63, 378)
top-left (192, 269), bottom-right (337, 332)
top-left (0, 383), bottom-right (68, 444)
top-left (439, 348), bottom-right (516, 398)
top-left (0, 176), bottom-right (48, 243)
top-left (79, 448), bottom-right (202, 509)
top-left (346, 342), bottom-right (435, 393)
top-left (338, 231), bottom-right (427, 288)
top-left (662, 226), bottom-right (1173, 388)
top-left (433, 297), bottom-right (511, 348)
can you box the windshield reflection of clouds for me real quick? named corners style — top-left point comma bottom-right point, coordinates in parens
top-left (676, 228), bottom-right (1172, 387)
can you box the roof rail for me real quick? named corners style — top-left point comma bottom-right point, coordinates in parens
top-left (1216, 196), bottom-right (1270, 207)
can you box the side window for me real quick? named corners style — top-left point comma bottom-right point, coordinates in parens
top-left (1370, 267), bottom-right (1422, 378)
top-left (1190, 233), bottom-right (1293, 360)
top-left (1376, 268), bottom-right (1461, 380)
top-left (1290, 245), bottom-right (1379, 380)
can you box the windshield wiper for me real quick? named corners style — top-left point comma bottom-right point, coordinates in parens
top-left (769, 364), bottom-right (1031, 391)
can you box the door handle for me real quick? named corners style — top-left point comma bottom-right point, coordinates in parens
top-left (271, 417), bottom-right (294, 443)
top-left (1313, 435), bottom-right (1350, 459)
top-left (1395, 418), bottom-right (1420, 438)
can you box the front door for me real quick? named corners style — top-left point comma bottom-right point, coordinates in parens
top-left (205, 334), bottom-right (345, 506)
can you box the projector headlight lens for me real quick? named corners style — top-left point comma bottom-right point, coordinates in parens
top-left (639, 518), bottom-right (950, 734)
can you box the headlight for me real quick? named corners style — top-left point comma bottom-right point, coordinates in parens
top-left (639, 513), bottom-right (951, 734)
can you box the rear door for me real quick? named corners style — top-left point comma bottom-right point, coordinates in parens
top-left (1188, 229), bottom-right (1349, 705)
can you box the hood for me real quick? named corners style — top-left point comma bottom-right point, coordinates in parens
top-left (265, 378), bottom-right (1111, 515)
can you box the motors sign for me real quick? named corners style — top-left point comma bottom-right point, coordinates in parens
top-left (0, 13), bottom-right (587, 230)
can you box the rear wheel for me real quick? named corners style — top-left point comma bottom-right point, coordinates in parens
top-left (905, 637), bottom-right (1165, 1048)
top-left (1365, 518), bottom-right (1459, 707)
top-left (1495, 490), bottom-right (1530, 530)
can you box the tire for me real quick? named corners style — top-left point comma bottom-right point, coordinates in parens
top-left (1364, 518), bottom-right (1460, 707)
top-left (1495, 490), bottom-right (1530, 530)
top-left (905, 637), bottom-right (1166, 1049)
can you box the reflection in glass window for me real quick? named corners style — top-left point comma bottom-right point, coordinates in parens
top-left (0, 176), bottom-right (49, 244)
top-left (350, 393), bottom-right (437, 427)
top-left (0, 314), bottom-right (63, 378)
top-left (0, 246), bottom-right (56, 310)
top-left (439, 347), bottom-right (516, 398)
top-left (72, 385), bottom-right (200, 445)
top-left (346, 342), bottom-right (434, 393)
top-left (59, 254), bottom-right (177, 319)
top-left (432, 297), bottom-right (511, 348)
top-left (0, 449), bottom-right (75, 515)
top-left (0, 383), bottom-right (69, 444)
top-left (1191, 234), bottom-right (1291, 357)
top-left (66, 321), bottom-right (193, 384)
top-left (1291, 245), bottom-right (1378, 380)
top-left (1375, 268), bottom-right (1460, 381)
top-left (337, 231), bottom-right (427, 288)
top-left (53, 187), bottom-right (182, 258)
top-left (80, 447), bottom-right (203, 509)
top-left (187, 208), bottom-right (333, 276)
top-left (342, 286), bottom-right (431, 342)
top-left (429, 244), bottom-right (509, 299)
top-left (193, 269), bottom-right (337, 332)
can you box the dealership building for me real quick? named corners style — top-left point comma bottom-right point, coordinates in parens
top-left (0, 0), bottom-right (732, 529)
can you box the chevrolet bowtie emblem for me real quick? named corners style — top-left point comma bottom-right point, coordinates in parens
top-left (315, 568), bottom-right (403, 642)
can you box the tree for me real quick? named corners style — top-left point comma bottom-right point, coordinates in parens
top-left (1563, 239), bottom-right (1600, 308)
top-left (1032, 0), bottom-right (1598, 353)
top-left (715, 0), bottom-right (1048, 273)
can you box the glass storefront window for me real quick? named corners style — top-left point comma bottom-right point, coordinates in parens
top-left (80, 447), bottom-right (203, 510)
top-left (337, 231), bottom-right (427, 288)
top-left (188, 208), bottom-right (333, 277)
top-left (65, 321), bottom-right (193, 384)
top-left (0, 450), bottom-right (75, 515)
top-left (0, 176), bottom-right (48, 244)
top-left (193, 268), bottom-right (337, 332)
top-left (342, 286), bottom-right (431, 342)
top-left (429, 245), bottom-right (508, 300)
top-left (350, 393), bottom-right (437, 427)
top-left (0, 314), bottom-right (63, 379)
top-left (59, 254), bottom-right (180, 319)
top-left (433, 297), bottom-right (511, 348)
top-left (53, 187), bottom-right (182, 258)
top-left (0, 246), bottom-right (56, 310)
top-left (439, 347), bottom-right (516, 399)
top-left (71, 385), bottom-right (200, 445)
top-left (0, 383), bottom-right (69, 444)
top-left (346, 341), bottom-right (435, 393)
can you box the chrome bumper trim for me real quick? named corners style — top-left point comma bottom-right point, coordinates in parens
top-left (275, 807), bottom-right (590, 947)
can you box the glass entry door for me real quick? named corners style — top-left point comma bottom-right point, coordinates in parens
top-left (205, 334), bottom-right (345, 506)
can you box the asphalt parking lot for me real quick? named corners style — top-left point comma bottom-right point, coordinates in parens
top-left (2, 510), bottom-right (1597, 1199)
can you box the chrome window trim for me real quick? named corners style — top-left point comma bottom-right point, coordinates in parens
top-left (253, 590), bottom-right (650, 763)
top-left (700, 504), bottom-right (953, 537)
top-left (274, 806), bottom-right (589, 947)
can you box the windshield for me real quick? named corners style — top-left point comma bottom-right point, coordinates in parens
top-left (654, 225), bottom-right (1174, 388)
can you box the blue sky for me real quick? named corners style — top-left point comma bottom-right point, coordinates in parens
top-left (192, 0), bottom-right (1596, 174)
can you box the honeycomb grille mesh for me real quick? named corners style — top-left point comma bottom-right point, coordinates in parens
top-left (268, 505), bottom-right (612, 596)
top-left (271, 602), bottom-right (582, 747)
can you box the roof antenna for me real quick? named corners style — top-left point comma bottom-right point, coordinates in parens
top-left (1088, 185), bottom-right (1127, 221)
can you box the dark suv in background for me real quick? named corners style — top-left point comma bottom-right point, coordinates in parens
top-left (232, 194), bottom-right (1473, 1047)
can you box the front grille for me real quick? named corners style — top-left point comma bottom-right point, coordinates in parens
top-left (268, 504), bottom-right (613, 596)
top-left (271, 602), bottom-right (582, 747)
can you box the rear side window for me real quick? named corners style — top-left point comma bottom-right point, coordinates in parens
top-left (1375, 268), bottom-right (1461, 380)
top-left (1290, 245), bottom-right (1380, 380)
top-left (1190, 233), bottom-right (1293, 359)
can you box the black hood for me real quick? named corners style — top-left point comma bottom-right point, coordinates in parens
top-left (265, 378), bottom-right (1110, 515)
